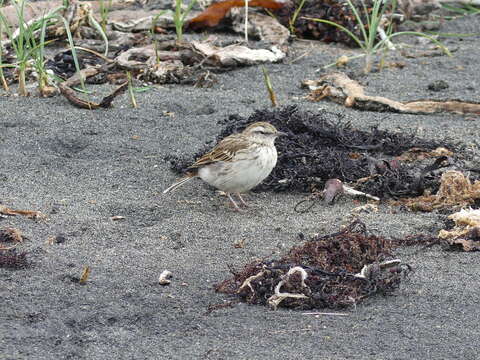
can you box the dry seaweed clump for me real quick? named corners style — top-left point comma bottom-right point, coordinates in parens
top-left (0, 249), bottom-right (29, 269)
top-left (439, 208), bottom-right (480, 251)
top-left (0, 227), bottom-right (24, 244)
top-left (216, 221), bottom-right (411, 310)
top-left (394, 171), bottom-right (480, 211)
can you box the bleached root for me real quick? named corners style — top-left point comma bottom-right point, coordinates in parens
top-left (267, 266), bottom-right (310, 310)
top-left (342, 185), bottom-right (380, 201)
top-left (163, 176), bottom-right (195, 194)
top-left (238, 270), bottom-right (266, 293)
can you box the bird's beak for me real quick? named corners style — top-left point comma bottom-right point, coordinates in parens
top-left (276, 131), bottom-right (288, 137)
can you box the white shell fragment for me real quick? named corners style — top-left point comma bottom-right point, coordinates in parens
top-left (158, 270), bottom-right (173, 286)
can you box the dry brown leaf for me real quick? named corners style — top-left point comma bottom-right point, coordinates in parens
top-left (188, 0), bottom-right (285, 29)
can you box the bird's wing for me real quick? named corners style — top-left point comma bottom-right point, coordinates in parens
top-left (189, 134), bottom-right (251, 168)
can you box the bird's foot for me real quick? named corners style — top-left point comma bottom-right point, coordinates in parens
top-left (236, 193), bottom-right (249, 208)
top-left (227, 193), bottom-right (245, 212)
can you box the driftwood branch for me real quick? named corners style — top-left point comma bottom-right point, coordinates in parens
top-left (303, 72), bottom-right (480, 115)
top-left (58, 66), bottom-right (127, 109)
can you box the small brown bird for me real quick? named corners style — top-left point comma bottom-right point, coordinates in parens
top-left (163, 122), bottom-right (286, 211)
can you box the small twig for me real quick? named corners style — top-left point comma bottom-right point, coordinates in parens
top-left (205, 300), bottom-right (238, 315)
top-left (79, 266), bottom-right (91, 284)
top-left (343, 185), bottom-right (380, 201)
top-left (0, 244), bottom-right (18, 250)
top-left (74, 46), bottom-right (115, 63)
top-left (271, 328), bottom-right (314, 334)
top-left (288, 49), bottom-right (312, 64)
top-left (302, 312), bottom-right (349, 316)
top-left (0, 205), bottom-right (46, 220)
top-left (261, 66), bottom-right (277, 107)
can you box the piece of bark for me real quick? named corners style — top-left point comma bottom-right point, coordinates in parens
top-left (191, 40), bottom-right (285, 66)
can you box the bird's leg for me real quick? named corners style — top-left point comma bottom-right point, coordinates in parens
top-left (227, 193), bottom-right (243, 212)
top-left (236, 193), bottom-right (249, 207)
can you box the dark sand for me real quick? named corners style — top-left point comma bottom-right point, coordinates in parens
top-left (1, 13), bottom-right (480, 360)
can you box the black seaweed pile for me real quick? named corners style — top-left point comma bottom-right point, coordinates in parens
top-left (168, 106), bottom-right (462, 198)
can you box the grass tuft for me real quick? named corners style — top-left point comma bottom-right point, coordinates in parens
top-left (303, 0), bottom-right (450, 73)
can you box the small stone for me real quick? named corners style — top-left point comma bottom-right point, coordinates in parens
top-left (427, 80), bottom-right (449, 92)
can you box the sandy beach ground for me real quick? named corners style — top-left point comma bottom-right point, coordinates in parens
top-left (1, 11), bottom-right (480, 360)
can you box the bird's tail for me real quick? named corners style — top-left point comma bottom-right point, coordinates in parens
top-left (163, 176), bottom-right (195, 194)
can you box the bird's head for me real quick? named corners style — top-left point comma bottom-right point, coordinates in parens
top-left (242, 122), bottom-right (287, 145)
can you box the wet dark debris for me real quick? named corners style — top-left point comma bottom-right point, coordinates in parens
top-left (46, 49), bottom-right (106, 81)
top-left (215, 220), bottom-right (412, 310)
top-left (0, 227), bottom-right (24, 243)
top-left (0, 248), bottom-right (29, 269)
top-left (0, 227), bottom-right (29, 269)
top-left (167, 106), bottom-right (467, 199)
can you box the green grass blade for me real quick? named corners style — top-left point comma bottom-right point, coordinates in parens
top-left (181, 0), bottom-right (198, 22)
top-left (88, 13), bottom-right (109, 56)
top-left (289, 0), bottom-right (307, 34)
top-left (39, 14), bottom-right (48, 63)
top-left (345, 0), bottom-right (368, 43)
top-left (59, 16), bottom-right (85, 90)
top-left (366, 0), bottom-right (389, 49)
top-left (133, 86), bottom-right (153, 93)
top-left (426, 31), bottom-right (479, 37)
top-left (375, 31), bottom-right (452, 56)
top-left (359, 0), bottom-right (371, 29)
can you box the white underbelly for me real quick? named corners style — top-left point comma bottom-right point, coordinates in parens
top-left (198, 146), bottom-right (277, 193)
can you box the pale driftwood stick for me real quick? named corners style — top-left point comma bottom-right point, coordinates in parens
top-left (304, 72), bottom-right (480, 115)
